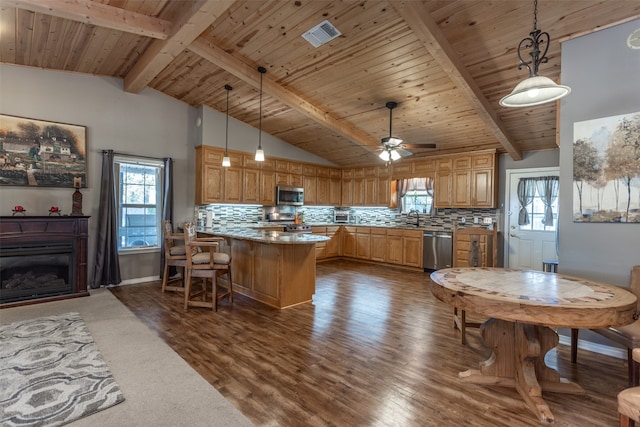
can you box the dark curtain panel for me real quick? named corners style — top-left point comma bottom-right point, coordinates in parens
top-left (92, 150), bottom-right (121, 288)
top-left (160, 157), bottom-right (174, 279)
top-left (517, 178), bottom-right (536, 225)
top-left (396, 179), bottom-right (407, 213)
top-left (536, 176), bottom-right (559, 226)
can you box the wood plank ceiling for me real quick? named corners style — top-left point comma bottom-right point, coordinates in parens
top-left (1, 1), bottom-right (639, 167)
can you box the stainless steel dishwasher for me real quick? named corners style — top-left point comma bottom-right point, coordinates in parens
top-left (423, 231), bottom-right (453, 270)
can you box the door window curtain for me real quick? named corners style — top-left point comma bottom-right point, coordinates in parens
top-left (159, 157), bottom-right (174, 279)
top-left (91, 149), bottom-right (121, 287)
top-left (536, 176), bottom-right (559, 226)
top-left (517, 178), bottom-right (537, 225)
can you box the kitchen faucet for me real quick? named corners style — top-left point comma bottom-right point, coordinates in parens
top-left (407, 209), bottom-right (420, 227)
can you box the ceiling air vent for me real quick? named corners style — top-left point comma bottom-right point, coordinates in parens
top-left (302, 20), bottom-right (341, 48)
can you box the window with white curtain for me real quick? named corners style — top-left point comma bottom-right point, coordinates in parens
top-left (114, 155), bottom-right (164, 252)
top-left (399, 177), bottom-right (434, 214)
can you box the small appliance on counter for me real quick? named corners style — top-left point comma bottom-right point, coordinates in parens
top-left (333, 208), bottom-right (351, 224)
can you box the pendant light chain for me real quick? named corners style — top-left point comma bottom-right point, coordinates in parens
top-left (255, 66), bottom-right (266, 161)
top-left (222, 84), bottom-right (232, 167)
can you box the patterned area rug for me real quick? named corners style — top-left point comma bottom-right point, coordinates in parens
top-left (0, 312), bottom-right (124, 426)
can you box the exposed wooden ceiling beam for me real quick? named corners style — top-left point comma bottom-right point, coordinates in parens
top-left (390, 1), bottom-right (523, 161)
top-left (188, 39), bottom-right (381, 152)
top-left (5, 0), bottom-right (171, 40)
top-left (124, 0), bottom-right (234, 94)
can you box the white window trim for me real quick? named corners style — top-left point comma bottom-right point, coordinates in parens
top-left (114, 155), bottom-right (164, 254)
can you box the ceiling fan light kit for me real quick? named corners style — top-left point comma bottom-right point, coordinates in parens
top-left (378, 101), bottom-right (435, 163)
top-left (499, 0), bottom-right (571, 108)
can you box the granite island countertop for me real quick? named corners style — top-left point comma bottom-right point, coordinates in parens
top-left (197, 228), bottom-right (330, 244)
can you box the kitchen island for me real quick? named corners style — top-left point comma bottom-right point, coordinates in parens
top-left (197, 228), bottom-right (329, 309)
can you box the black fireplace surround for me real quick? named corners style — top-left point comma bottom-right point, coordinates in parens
top-left (0, 216), bottom-right (89, 307)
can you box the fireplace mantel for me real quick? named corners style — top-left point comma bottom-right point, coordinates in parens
top-left (0, 216), bottom-right (90, 308)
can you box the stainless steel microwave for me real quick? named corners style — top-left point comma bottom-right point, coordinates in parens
top-left (276, 186), bottom-right (304, 206)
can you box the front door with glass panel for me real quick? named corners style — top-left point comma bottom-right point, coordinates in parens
top-left (505, 168), bottom-right (559, 270)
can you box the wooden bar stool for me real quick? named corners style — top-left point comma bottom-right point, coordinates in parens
top-left (161, 220), bottom-right (186, 293)
top-left (619, 348), bottom-right (640, 426)
top-left (182, 222), bottom-right (233, 311)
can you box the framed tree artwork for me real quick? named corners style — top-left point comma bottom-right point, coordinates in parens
top-left (573, 111), bottom-right (640, 223)
top-left (0, 114), bottom-right (87, 188)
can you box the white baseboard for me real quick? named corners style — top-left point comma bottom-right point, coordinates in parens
top-left (558, 335), bottom-right (626, 360)
top-left (109, 276), bottom-right (159, 287)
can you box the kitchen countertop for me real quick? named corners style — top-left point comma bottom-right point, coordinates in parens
top-left (250, 222), bottom-right (450, 232)
top-left (197, 228), bottom-right (330, 244)
top-left (203, 222), bottom-right (488, 233)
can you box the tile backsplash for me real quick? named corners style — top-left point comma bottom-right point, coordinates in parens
top-left (194, 204), bottom-right (500, 231)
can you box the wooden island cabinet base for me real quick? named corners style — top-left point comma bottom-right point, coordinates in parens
top-left (228, 237), bottom-right (316, 309)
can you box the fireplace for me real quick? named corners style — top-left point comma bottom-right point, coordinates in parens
top-left (0, 216), bottom-right (89, 308)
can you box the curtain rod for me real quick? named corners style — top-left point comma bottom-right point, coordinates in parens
top-left (104, 150), bottom-right (168, 162)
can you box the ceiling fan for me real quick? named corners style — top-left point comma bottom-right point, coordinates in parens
top-left (377, 101), bottom-right (436, 162)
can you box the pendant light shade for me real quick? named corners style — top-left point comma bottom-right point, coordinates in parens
top-left (499, 0), bottom-right (570, 108)
top-left (255, 66), bottom-right (266, 162)
top-left (222, 84), bottom-right (232, 167)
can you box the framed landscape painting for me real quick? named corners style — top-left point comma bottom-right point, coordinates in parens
top-left (573, 111), bottom-right (640, 223)
top-left (0, 114), bottom-right (87, 188)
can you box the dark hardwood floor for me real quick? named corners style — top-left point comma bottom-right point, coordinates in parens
top-left (110, 260), bottom-right (628, 427)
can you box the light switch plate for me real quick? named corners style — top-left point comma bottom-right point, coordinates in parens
top-left (483, 217), bottom-right (492, 224)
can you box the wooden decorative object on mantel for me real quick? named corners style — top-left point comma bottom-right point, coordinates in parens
top-left (0, 216), bottom-right (90, 308)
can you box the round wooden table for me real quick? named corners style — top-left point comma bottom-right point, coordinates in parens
top-left (430, 267), bottom-right (637, 425)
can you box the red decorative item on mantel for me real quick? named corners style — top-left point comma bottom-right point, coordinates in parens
top-left (49, 206), bottom-right (61, 216)
top-left (12, 206), bottom-right (26, 216)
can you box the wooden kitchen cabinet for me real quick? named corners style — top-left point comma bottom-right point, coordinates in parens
top-left (195, 146), bottom-right (223, 204)
top-left (198, 164), bottom-right (224, 203)
top-left (260, 170), bottom-right (276, 205)
top-left (452, 169), bottom-right (471, 207)
top-left (386, 230), bottom-right (403, 264)
top-left (325, 226), bottom-right (341, 258)
top-left (312, 226), bottom-right (327, 260)
top-left (341, 179), bottom-right (353, 206)
top-left (243, 168), bottom-right (260, 204)
top-left (355, 227), bottom-right (371, 259)
top-left (224, 167), bottom-right (243, 203)
top-left (353, 178), bottom-right (365, 206)
top-left (365, 177), bottom-right (377, 205)
top-left (342, 226), bottom-right (356, 257)
top-left (330, 178), bottom-right (342, 206)
top-left (303, 175), bottom-right (317, 205)
top-left (370, 228), bottom-right (386, 262)
top-left (376, 177), bottom-right (390, 206)
top-left (434, 170), bottom-right (453, 207)
top-left (316, 176), bottom-right (330, 205)
top-left (434, 152), bottom-right (497, 208)
top-left (402, 230), bottom-right (423, 268)
top-left (291, 174), bottom-right (303, 187)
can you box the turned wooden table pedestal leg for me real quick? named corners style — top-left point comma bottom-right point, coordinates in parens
top-left (459, 318), bottom-right (585, 424)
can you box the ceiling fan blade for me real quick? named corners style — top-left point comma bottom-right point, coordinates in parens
top-left (395, 147), bottom-right (413, 157)
top-left (401, 143), bottom-right (437, 149)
